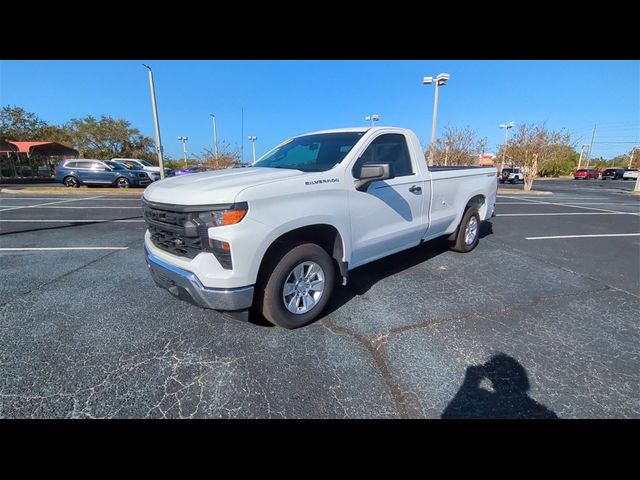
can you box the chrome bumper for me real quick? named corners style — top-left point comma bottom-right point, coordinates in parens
top-left (144, 245), bottom-right (254, 311)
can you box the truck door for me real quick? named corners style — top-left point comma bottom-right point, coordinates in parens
top-left (347, 133), bottom-right (429, 268)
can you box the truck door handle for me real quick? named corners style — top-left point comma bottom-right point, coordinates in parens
top-left (409, 185), bottom-right (422, 193)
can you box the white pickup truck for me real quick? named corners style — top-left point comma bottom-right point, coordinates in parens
top-left (143, 127), bottom-right (497, 328)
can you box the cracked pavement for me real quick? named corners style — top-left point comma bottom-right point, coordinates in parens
top-left (0, 181), bottom-right (638, 418)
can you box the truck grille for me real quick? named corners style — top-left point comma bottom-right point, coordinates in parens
top-left (143, 206), bottom-right (203, 259)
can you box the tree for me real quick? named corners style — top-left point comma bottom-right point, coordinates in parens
top-left (65, 115), bottom-right (155, 160)
top-left (200, 141), bottom-right (241, 169)
top-left (538, 145), bottom-right (579, 177)
top-left (500, 123), bottom-right (572, 191)
top-left (0, 105), bottom-right (48, 141)
top-left (427, 125), bottom-right (488, 166)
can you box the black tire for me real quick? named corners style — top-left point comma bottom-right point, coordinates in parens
top-left (257, 242), bottom-right (335, 329)
top-left (510, 178), bottom-right (516, 184)
top-left (63, 176), bottom-right (79, 188)
top-left (449, 207), bottom-right (481, 253)
top-left (115, 177), bottom-right (130, 189)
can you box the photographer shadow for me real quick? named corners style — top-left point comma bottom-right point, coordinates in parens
top-left (441, 353), bottom-right (558, 419)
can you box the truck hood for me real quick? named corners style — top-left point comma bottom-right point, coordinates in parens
top-left (142, 167), bottom-right (304, 205)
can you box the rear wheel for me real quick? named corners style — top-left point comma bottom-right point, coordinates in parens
top-left (450, 208), bottom-right (480, 253)
top-left (257, 243), bottom-right (335, 329)
top-left (63, 176), bottom-right (79, 188)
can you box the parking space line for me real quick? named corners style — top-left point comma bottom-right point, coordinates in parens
top-left (0, 219), bottom-right (144, 223)
top-left (512, 197), bottom-right (640, 216)
top-left (526, 233), bottom-right (640, 240)
top-left (0, 247), bottom-right (129, 251)
top-left (3, 206), bottom-right (142, 209)
top-left (497, 202), bottom-right (640, 206)
top-left (0, 197), bottom-right (142, 202)
top-left (0, 195), bottom-right (105, 212)
top-left (497, 196), bottom-right (608, 200)
top-left (497, 212), bottom-right (629, 216)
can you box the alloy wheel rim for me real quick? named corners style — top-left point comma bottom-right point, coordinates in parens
top-left (282, 261), bottom-right (325, 314)
top-left (465, 216), bottom-right (478, 245)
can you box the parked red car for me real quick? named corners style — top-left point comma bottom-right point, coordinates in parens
top-left (574, 168), bottom-right (599, 180)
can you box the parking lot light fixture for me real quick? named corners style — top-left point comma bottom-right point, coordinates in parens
top-left (365, 114), bottom-right (381, 126)
top-left (143, 64), bottom-right (166, 179)
top-left (424, 73), bottom-right (450, 165)
top-left (177, 136), bottom-right (189, 167)
top-left (210, 114), bottom-right (219, 159)
top-left (248, 136), bottom-right (257, 163)
top-left (499, 121), bottom-right (515, 173)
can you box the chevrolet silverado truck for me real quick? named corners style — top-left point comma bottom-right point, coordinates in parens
top-left (143, 127), bottom-right (497, 328)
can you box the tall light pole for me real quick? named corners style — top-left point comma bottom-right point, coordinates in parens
top-left (143, 64), bottom-right (166, 180)
top-left (210, 114), bottom-right (218, 159)
top-left (248, 136), bottom-right (257, 163)
top-left (365, 114), bottom-right (380, 126)
top-left (423, 73), bottom-right (450, 165)
top-left (576, 143), bottom-right (590, 170)
top-left (177, 136), bottom-right (188, 167)
top-left (499, 121), bottom-right (515, 173)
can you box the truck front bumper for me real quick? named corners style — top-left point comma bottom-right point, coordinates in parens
top-left (144, 245), bottom-right (254, 311)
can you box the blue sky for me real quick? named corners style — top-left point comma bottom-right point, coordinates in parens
top-left (1, 60), bottom-right (638, 162)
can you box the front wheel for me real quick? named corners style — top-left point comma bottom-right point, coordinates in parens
top-left (258, 243), bottom-right (335, 329)
top-left (115, 177), bottom-right (130, 189)
top-left (450, 208), bottom-right (480, 253)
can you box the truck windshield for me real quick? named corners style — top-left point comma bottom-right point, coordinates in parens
top-left (253, 132), bottom-right (364, 172)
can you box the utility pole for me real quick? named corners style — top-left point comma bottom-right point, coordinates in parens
top-left (577, 144), bottom-right (590, 170)
top-left (143, 64), bottom-right (166, 179)
top-left (628, 147), bottom-right (637, 169)
top-left (586, 124), bottom-right (597, 168)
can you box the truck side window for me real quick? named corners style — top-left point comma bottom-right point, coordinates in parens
top-left (352, 134), bottom-right (413, 178)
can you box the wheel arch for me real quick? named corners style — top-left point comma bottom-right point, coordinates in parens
top-left (256, 223), bottom-right (349, 287)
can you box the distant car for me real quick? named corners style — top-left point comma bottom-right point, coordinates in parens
top-left (499, 167), bottom-right (524, 184)
top-left (111, 158), bottom-right (172, 181)
top-left (622, 168), bottom-right (638, 180)
top-left (55, 159), bottom-right (151, 188)
top-left (173, 165), bottom-right (210, 176)
top-left (601, 168), bottom-right (625, 180)
top-left (114, 160), bottom-right (146, 173)
top-left (574, 168), bottom-right (599, 180)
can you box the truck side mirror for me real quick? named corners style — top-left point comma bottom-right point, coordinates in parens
top-left (354, 163), bottom-right (394, 191)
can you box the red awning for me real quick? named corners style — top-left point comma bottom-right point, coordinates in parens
top-left (0, 141), bottom-right (78, 156)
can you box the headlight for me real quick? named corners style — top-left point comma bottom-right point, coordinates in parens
top-left (189, 203), bottom-right (248, 270)
top-left (196, 203), bottom-right (248, 227)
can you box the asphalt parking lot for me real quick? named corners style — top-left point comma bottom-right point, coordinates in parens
top-left (0, 179), bottom-right (638, 418)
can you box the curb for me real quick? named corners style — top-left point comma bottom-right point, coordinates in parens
top-left (497, 188), bottom-right (553, 196)
top-left (0, 187), bottom-right (144, 196)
